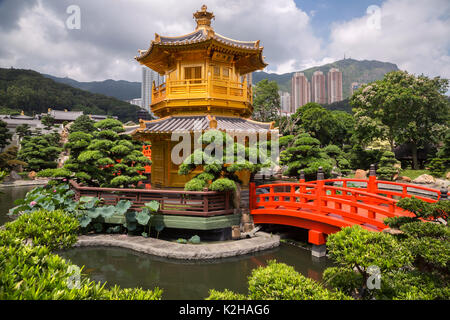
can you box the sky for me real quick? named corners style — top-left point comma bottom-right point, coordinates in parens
top-left (0, 0), bottom-right (449, 84)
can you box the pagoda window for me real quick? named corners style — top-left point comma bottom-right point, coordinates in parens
top-left (184, 66), bottom-right (202, 83)
top-left (213, 66), bottom-right (220, 78)
top-left (222, 67), bottom-right (230, 79)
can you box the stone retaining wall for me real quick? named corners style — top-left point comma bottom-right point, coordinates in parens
top-left (74, 232), bottom-right (280, 260)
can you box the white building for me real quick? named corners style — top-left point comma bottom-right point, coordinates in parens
top-left (142, 67), bottom-right (164, 115)
top-left (128, 98), bottom-right (143, 108)
top-left (278, 91), bottom-right (291, 115)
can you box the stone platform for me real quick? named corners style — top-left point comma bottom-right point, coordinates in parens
top-left (74, 231), bottom-right (280, 260)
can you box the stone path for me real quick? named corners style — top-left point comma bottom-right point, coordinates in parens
top-left (0, 179), bottom-right (49, 188)
top-left (74, 232), bottom-right (280, 260)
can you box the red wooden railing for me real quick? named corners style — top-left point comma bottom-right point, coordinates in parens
top-left (249, 166), bottom-right (446, 245)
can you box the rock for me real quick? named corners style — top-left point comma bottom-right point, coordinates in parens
top-left (435, 178), bottom-right (450, 188)
top-left (231, 225), bottom-right (241, 240)
top-left (243, 222), bottom-right (254, 233)
top-left (354, 169), bottom-right (368, 179)
top-left (382, 228), bottom-right (404, 235)
top-left (398, 176), bottom-right (411, 182)
top-left (413, 174), bottom-right (436, 184)
top-left (28, 171), bottom-right (36, 180)
top-left (9, 170), bottom-right (22, 181)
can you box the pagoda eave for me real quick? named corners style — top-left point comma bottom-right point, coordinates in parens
top-left (136, 38), bottom-right (266, 75)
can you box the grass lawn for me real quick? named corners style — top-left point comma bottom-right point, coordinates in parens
top-left (399, 169), bottom-right (433, 180)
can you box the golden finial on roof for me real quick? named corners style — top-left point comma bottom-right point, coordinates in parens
top-left (193, 5), bottom-right (215, 31)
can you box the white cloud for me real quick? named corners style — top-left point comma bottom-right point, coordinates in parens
top-left (0, 0), bottom-right (323, 81)
top-left (0, 0), bottom-right (448, 84)
top-left (328, 0), bottom-right (450, 78)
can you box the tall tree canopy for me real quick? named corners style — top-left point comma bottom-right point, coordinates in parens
top-left (351, 71), bottom-right (449, 169)
top-left (252, 79), bottom-right (281, 123)
top-left (289, 103), bottom-right (355, 147)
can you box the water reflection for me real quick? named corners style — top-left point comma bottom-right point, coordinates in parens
top-left (0, 185), bottom-right (37, 225)
top-left (60, 244), bottom-right (333, 300)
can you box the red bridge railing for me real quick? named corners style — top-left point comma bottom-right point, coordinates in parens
top-left (249, 165), bottom-right (447, 245)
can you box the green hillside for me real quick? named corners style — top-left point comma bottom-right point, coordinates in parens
top-left (43, 74), bottom-right (141, 101)
top-left (0, 68), bottom-right (141, 122)
top-left (253, 58), bottom-right (399, 99)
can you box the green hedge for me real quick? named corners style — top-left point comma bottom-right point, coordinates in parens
top-left (0, 209), bottom-right (162, 300)
top-left (206, 260), bottom-right (351, 300)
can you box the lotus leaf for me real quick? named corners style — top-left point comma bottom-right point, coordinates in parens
top-left (136, 209), bottom-right (151, 226)
top-left (115, 200), bottom-right (132, 215)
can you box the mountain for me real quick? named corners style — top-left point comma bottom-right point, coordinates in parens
top-left (253, 59), bottom-right (399, 99)
top-left (43, 74), bottom-right (141, 101)
top-left (0, 68), bottom-right (141, 122)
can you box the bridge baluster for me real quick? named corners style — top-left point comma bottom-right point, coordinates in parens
top-left (315, 167), bottom-right (325, 214)
top-left (290, 185), bottom-right (296, 202)
top-left (440, 186), bottom-right (448, 201)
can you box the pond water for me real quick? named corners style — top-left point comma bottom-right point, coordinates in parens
top-left (2, 184), bottom-right (334, 300)
top-left (0, 185), bottom-right (38, 226)
top-left (60, 244), bottom-right (333, 300)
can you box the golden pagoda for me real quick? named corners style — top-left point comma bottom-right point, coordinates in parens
top-left (132, 5), bottom-right (276, 188)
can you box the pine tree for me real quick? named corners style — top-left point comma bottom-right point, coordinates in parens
top-left (376, 151), bottom-right (400, 180)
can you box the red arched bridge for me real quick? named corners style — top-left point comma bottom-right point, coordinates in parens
top-left (249, 166), bottom-right (446, 246)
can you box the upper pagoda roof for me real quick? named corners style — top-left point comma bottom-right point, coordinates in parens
top-left (135, 5), bottom-right (267, 75)
top-left (153, 29), bottom-right (259, 50)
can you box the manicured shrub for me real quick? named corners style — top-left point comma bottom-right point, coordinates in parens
top-left (184, 178), bottom-right (207, 191)
top-left (206, 260), bottom-right (351, 300)
top-left (279, 133), bottom-right (334, 180)
top-left (3, 209), bottom-right (79, 251)
top-left (325, 199), bottom-right (450, 300)
top-left (46, 118), bottom-right (151, 188)
top-left (428, 157), bottom-right (450, 177)
top-left (179, 129), bottom-right (272, 192)
top-left (377, 151), bottom-right (400, 180)
top-left (209, 178), bottom-right (236, 192)
top-left (247, 260), bottom-right (351, 300)
top-left (0, 207), bottom-right (163, 300)
top-left (326, 225), bottom-right (412, 299)
top-left (206, 289), bottom-right (247, 300)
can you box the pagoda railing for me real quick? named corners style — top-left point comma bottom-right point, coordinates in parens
top-left (151, 78), bottom-right (252, 106)
top-left (69, 180), bottom-right (233, 217)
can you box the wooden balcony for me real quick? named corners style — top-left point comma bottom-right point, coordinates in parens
top-left (151, 78), bottom-right (253, 107)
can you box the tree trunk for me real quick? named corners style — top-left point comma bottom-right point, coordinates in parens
top-left (411, 143), bottom-right (419, 170)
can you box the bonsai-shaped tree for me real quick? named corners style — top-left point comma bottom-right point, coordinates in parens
top-left (323, 144), bottom-right (351, 176)
top-left (0, 145), bottom-right (27, 171)
top-left (39, 118), bottom-right (151, 188)
top-left (41, 114), bottom-right (56, 131)
top-left (69, 114), bottom-right (96, 133)
top-left (376, 151), bottom-right (400, 180)
top-left (15, 124), bottom-right (32, 141)
top-left (0, 119), bottom-right (12, 151)
top-left (17, 133), bottom-right (62, 171)
top-left (279, 132), bottom-right (333, 180)
top-left (178, 129), bottom-right (272, 192)
top-left (428, 129), bottom-right (450, 177)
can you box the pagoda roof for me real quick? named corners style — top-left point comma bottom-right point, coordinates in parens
top-left (132, 115), bottom-right (274, 135)
top-left (153, 29), bottom-right (259, 50)
top-left (135, 6), bottom-right (267, 75)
